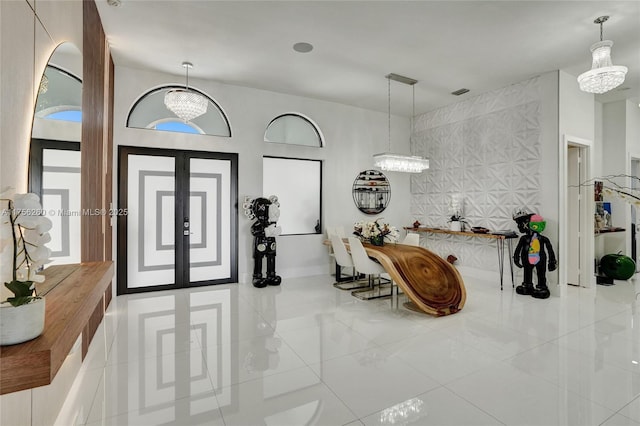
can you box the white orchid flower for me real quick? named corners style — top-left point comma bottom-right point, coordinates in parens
top-left (29, 256), bottom-right (52, 269)
top-left (35, 216), bottom-right (52, 233)
top-left (15, 214), bottom-right (40, 229)
top-left (13, 192), bottom-right (41, 209)
top-left (29, 245), bottom-right (51, 262)
top-left (2, 192), bottom-right (51, 305)
top-left (24, 229), bottom-right (51, 245)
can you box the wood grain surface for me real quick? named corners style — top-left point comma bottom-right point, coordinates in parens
top-left (0, 262), bottom-right (114, 395)
top-left (354, 242), bottom-right (466, 316)
top-left (82, 0), bottom-right (114, 263)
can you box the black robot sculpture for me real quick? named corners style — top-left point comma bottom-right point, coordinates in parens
top-left (512, 208), bottom-right (557, 299)
top-left (244, 196), bottom-right (282, 288)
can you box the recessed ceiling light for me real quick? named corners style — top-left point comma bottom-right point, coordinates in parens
top-left (293, 42), bottom-right (313, 53)
top-left (106, 0), bottom-right (122, 7)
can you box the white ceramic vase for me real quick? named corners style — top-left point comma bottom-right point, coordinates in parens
top-left (450, 221), bottom-right (462, 232)
top-left (0, 297), bottom-right (46, 346)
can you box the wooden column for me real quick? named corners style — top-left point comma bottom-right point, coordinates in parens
top-left (81, 0), bottom-right (107, 262)
top-left (80, 0), bottom-right (115, 357)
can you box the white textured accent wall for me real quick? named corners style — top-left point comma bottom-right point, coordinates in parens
top-left (410, 77), bottom-right (542, 271)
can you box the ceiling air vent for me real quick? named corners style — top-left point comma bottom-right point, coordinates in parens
top-left (451, 88), bottom-right (470, 96)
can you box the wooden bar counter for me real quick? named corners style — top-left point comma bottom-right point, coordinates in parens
top-left (0, 261), bottom-right (114, 395)
top-left (327, 238), bottom-right (466, 316)
top-left (359, 242), bottom-right (466, 316)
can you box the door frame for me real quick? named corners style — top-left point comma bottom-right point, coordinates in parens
top-left (627, 152), bottom-right (640, 270)
top-left (559, 135), bottom-right (594, 292)
top-left (117, 145), bottom-right (238, 295)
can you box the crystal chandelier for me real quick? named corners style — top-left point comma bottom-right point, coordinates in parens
top-left (577, 16), bottom-right (627, 94)
top-left (373, 73), bottom-right (429, 173)
top-left (164, 62), bottom-right (208, 122)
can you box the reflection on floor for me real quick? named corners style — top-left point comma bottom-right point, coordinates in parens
top-left (56, 273), bottom-right (640, 426)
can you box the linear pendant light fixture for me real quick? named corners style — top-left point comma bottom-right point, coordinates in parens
top-left (577, 16), bottom-right (627, 94)
top-left (373, 73), bottom-right (429, 173)
top-left (164, 62), bottom-right (208, 122)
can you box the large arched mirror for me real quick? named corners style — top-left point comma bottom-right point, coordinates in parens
top-left (29, 42), bottom-right (82, 266)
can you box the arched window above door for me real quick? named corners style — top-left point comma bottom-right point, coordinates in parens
top-left (264, 113), bottom-right (324, 147)
top-left (127, 86), bottom-right (231, 136)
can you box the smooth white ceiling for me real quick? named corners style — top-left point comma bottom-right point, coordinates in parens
top-left (95, 1), bottom-right (640, 116)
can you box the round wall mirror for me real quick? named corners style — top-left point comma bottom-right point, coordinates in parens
top-left (352, 170), bottom-right (390, 214)
top-left (29, 42), bottom-right (82, 266)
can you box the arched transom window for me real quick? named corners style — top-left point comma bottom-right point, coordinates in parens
top-left (264, 113), bottom-right (324, 147)
top-left (127, 86), bottom-right (231, 136)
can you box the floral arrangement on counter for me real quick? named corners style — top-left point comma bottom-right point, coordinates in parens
top-left (353, 218), bottom-right (399, 246)
top-left (1, 189), bottom-right (52, 306)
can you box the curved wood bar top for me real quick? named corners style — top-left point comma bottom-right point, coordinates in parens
top-left (358, 242), bottom-right (466, 316)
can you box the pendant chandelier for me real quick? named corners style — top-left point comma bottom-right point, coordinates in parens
top-left (577, 16), bottom-right (627, 94)
top-left (373, 73), bottom-right (429, 173)
top-left (164, 62), bottom-right (208, 122)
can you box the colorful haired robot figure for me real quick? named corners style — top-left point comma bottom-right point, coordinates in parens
top-left (244, 196), bottom-right (282, 288)
top-left (512, 208), bottom-right (557, 299)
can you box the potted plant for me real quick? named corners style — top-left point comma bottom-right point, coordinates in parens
top-left (447, 194), bottom-right (466, 232)
top-left (0, 189), bottom-right (52, 345)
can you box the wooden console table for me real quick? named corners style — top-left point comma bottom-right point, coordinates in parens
top-left (405, 227), bottom-right (518, 290)
top-left (0, 261), bottom-right (114, 394)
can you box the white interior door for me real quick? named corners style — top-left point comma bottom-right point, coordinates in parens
top-left (567, 147), bottom-right (581, 286)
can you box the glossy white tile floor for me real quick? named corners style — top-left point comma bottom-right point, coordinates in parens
top-left (56, 273), bottom-right (640, 426)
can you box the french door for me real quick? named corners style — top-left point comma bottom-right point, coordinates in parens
top-left (117, 146), bottom-right (238, 294)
